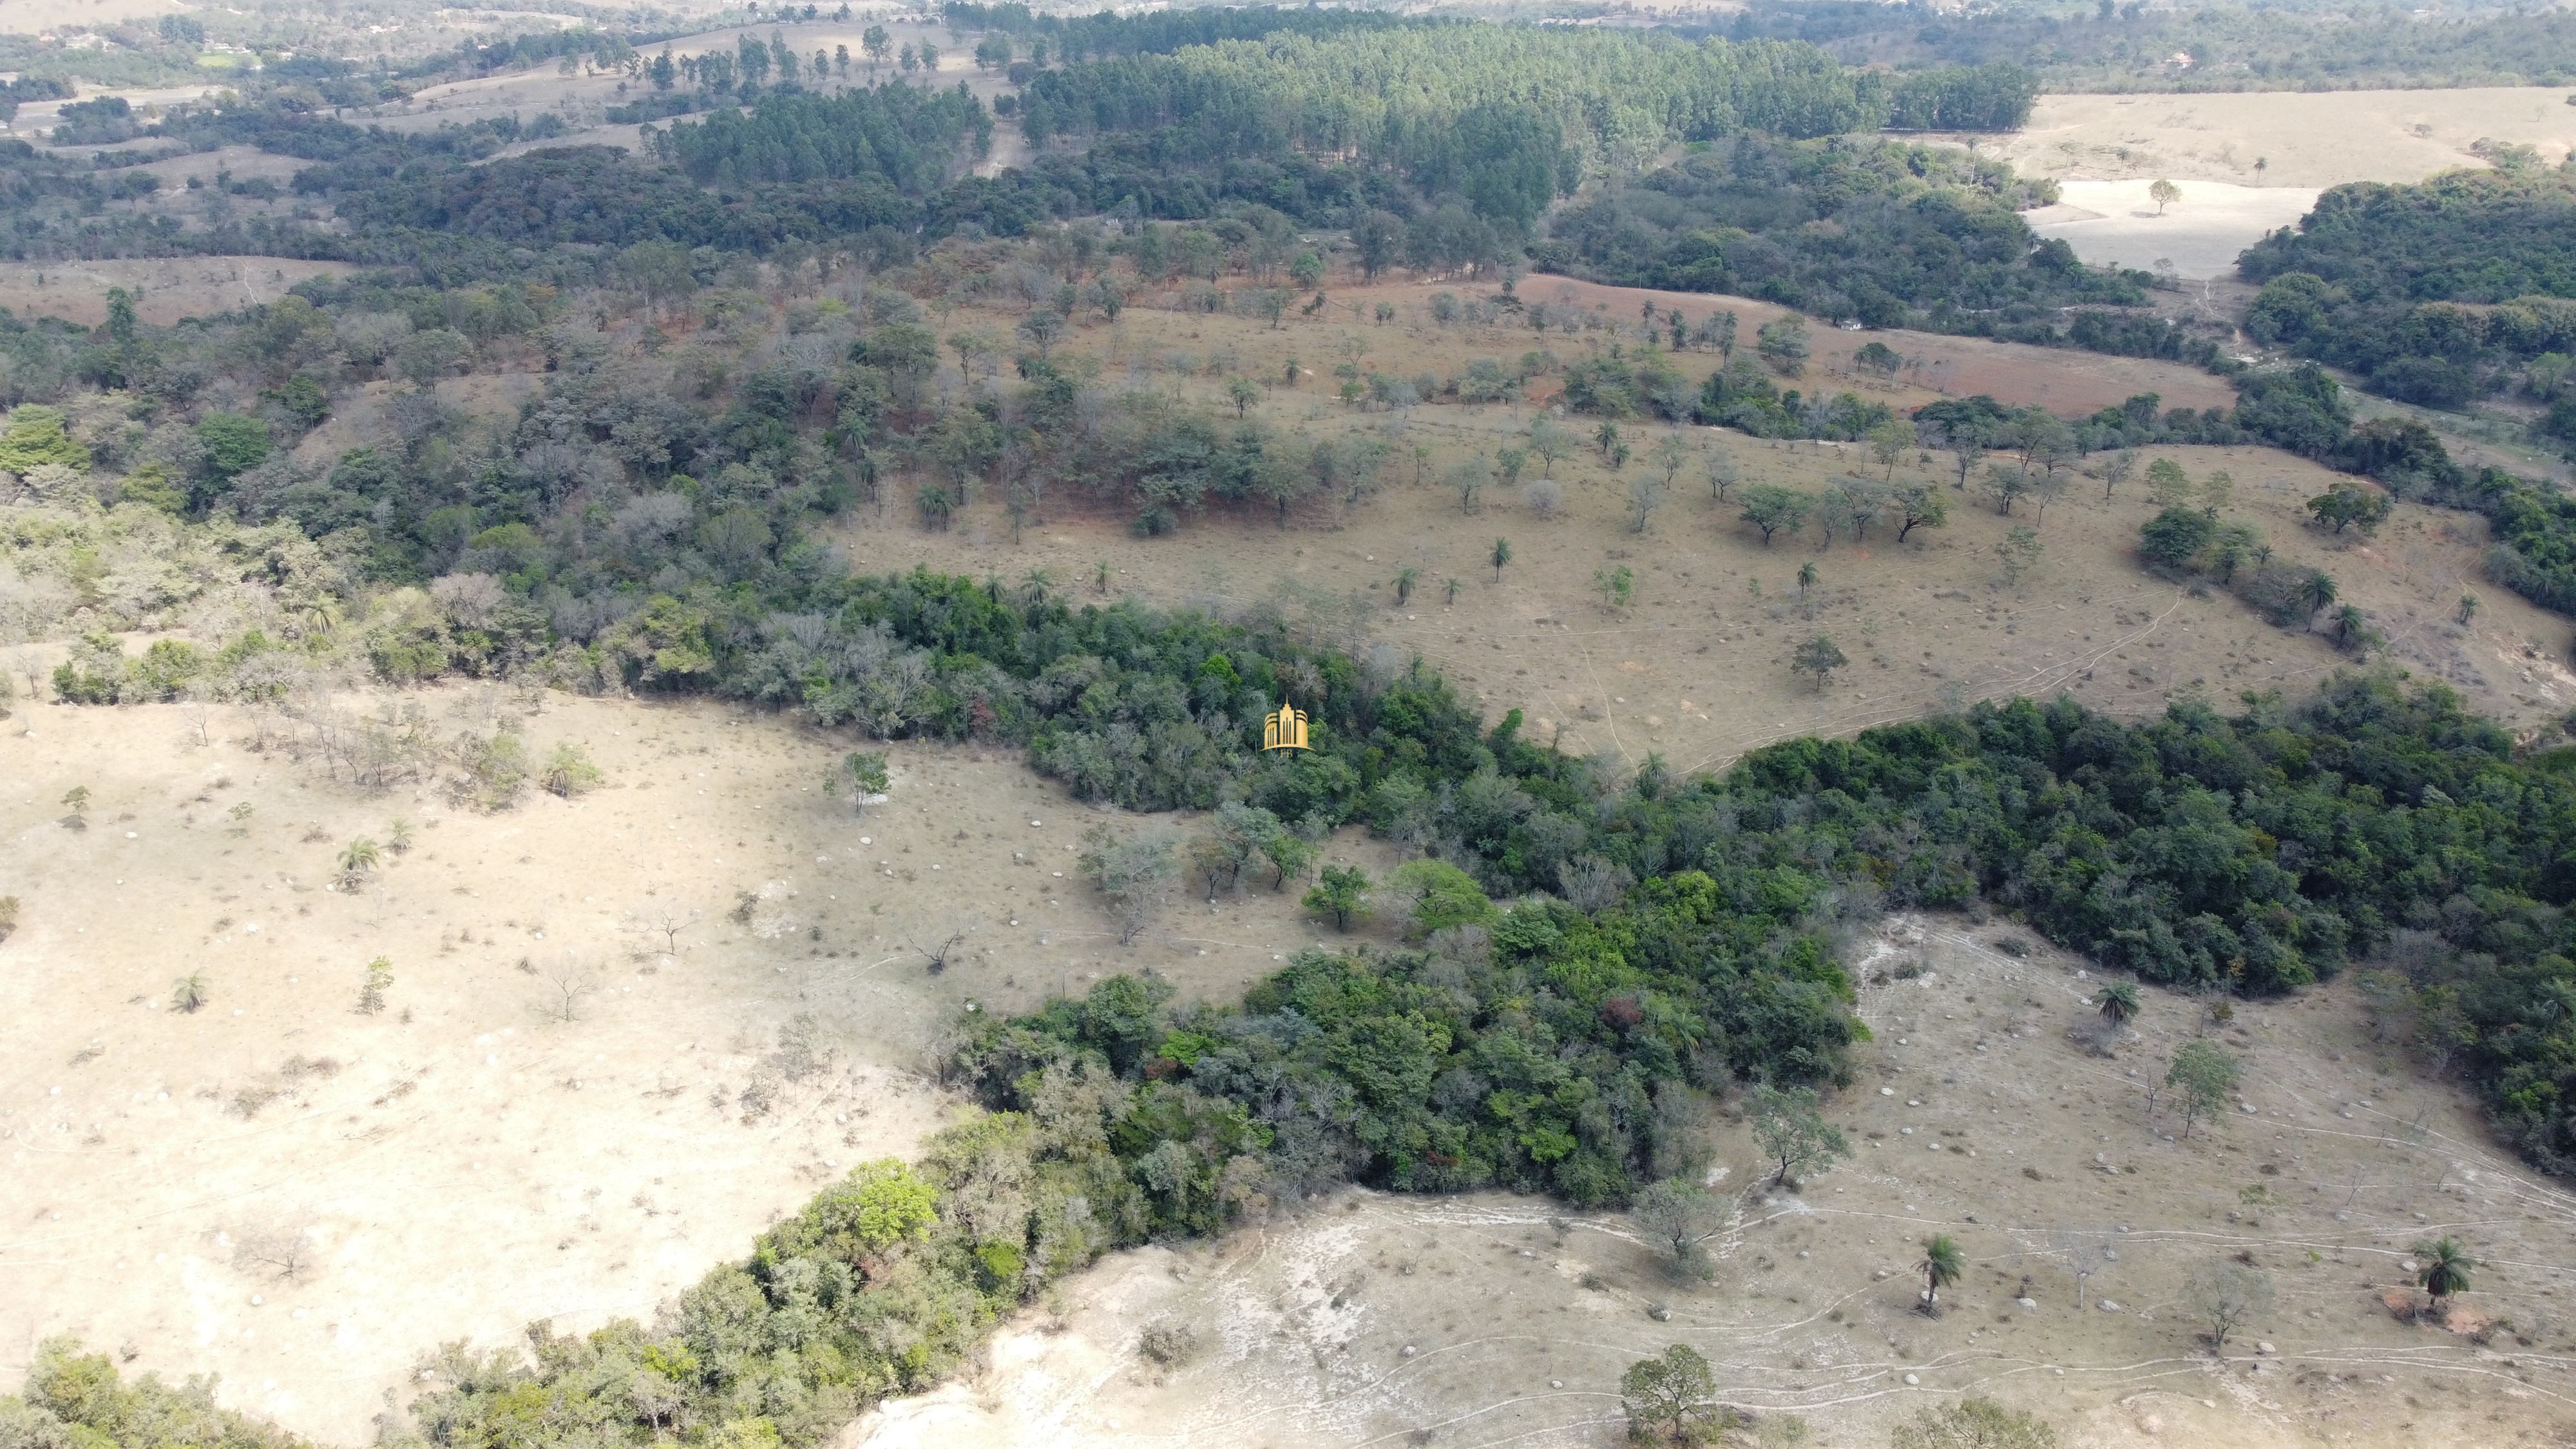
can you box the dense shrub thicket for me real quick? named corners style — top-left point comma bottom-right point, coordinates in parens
top-left (2238, 160), bottom-right (2576, 413)
top-left (1543, 133), bottom-right (2153, 336)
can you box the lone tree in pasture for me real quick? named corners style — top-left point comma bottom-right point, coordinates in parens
top-left (336, 837), bottom-right (381, 891)
top-left (1792, 636), bottom-right (1847, 692)
top-left (1620, 1344), bottom-right (1719, 1445)
top-left (1304, 864), bottom-right (1372, 931)
top-left (2188, 1259), bottom-right (2273, 1352)
top-left (2414, 1237), bottom-right (2476, 1320)
top-left (2150, 178), bottom-right (2181, 213)
top-left (830, 750), bottom-right (890, 816)
top-left (1082, 823), bottom-right (1179, 946)
top-left (2166, 1037), bottom-right (2239, 1138)
top-left (1750, 1083), bottom-right (1847, 1187)
top-left (1632, 1179), bottom-right (1724, 1280)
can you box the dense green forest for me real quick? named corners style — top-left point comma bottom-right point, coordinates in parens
top-left (2239, 157), bottom-right (2576, 428)
top-left (1542, 133), bottom-right (2166, 340)
top-left (1712, 0), bottom-right (2576, 91)
top-left (936, 1), bottom-right (1424, 61)
top-left (1014, 27), bottom-right (2032, 236)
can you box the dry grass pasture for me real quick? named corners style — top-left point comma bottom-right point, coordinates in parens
top-left (1996, 87), bottom-right (2576, 188)
top-left (0, 258), bottom-right (358, 327)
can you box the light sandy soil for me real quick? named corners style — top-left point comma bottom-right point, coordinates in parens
top-left (850, 916), bottom-right (2576, 1448)
top-left (2024, 180), bottom-right (2320, 281)
top-left (0, 686), bottom-right (1407, 1441)
top-left (0, 257), bottom-right (357, 327)
top-left (1987, 87), bottom-right (2576, 189)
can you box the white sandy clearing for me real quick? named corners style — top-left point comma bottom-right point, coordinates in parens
top-left (2023, 180), bottom-right (2321, 279)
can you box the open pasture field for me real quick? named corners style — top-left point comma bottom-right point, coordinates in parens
top-left (1996, 86), bottom-right (2576, 189)
top-left (0, 257), bottom-right (358, 327)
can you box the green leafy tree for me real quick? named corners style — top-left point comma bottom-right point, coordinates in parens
top-left (833, 750), bottom-right (890, 815)
top-left (2146, 457), bottom-right (2194, 509)
top-left (2139, 506), bottom-right (2217, 569)
top-left (1596, 564), bottom-right (1636, 611)
top-left (1304, 864), bottom-right (1371, 931)
top-left (1632, 1179), bottom-right (1722, 1278)
top-left (194, 413), bottom-right (271, 484)
top-left (1739, 484), bottom-right (1809, 545)
top-left (2166, 1038), bottom-right (2239, 1138)
top-left (1894, 483), bottom-right (1948, 542)
top-left (0, 406), bottom-right (91, 475)
top-left (1792, 635), bottom-right (1847, 692)
top-left (1755, 315), bottom-right (1810, 375)
top-left (2307, 482), bottom-right (2392, 536)
top-left (1750, 1083), bottom-right (1847, 1186)
top-left (1620, 1343), bottom-right (1717, 1444)
top-left (1259, 829), bottom-right (1317, 891)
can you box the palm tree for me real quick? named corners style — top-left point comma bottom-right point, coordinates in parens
top-left (1920, 1235), bottom-right (1963, 1314)
top-left (2297, 569), bottom-right (2338, 620)
top-left (1020, 567), bottom-right (1053, 608)
top-left (2333, 603), bottom-right (2366, 645)
top-left (1393, 566), bottom-right (1419, 607)
top-left (2414, 1238), bottom-right (2475, 1320)
top-left (2095, 980), bottom-right (2141, 1029)
top-left (339, 837), bottom-right (381, 878)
